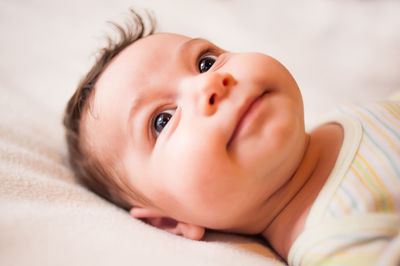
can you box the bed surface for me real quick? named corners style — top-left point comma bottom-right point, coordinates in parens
top-left (1, 1), bottom-right (399, 265)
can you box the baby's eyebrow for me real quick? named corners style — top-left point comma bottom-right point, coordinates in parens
top-left (178, 37), bottom-right (210, 56)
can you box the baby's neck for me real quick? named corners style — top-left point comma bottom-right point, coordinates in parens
top-left (261, 123), bottom-right (343, 260)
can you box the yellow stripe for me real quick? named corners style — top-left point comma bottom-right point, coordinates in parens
top-left (344, 173), bottom-right (370, 211)
top-left (363, 139), bottom-right (400, 198)
top-left (353, 158), bottom-right (386, 211)
top-left (393, 101), bottom-right (400, 109)
top-left (334, 194), bottom-right (351, 214)
top-left (350, 164), bottom-right (380, 211)
top-left (358, 153), bottom-right (395, 212)
top-left (351, 106), bottom-right (400, 154)
top-left (377, 104), bottom-right (400, 128)
top-left (379, 102), bottom-right (400, 121)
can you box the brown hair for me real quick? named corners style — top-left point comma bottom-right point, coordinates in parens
top-left (63, 9), bottom-right (155, 210)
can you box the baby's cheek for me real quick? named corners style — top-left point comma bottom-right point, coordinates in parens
top-left (170, 153), bottom-right (217, 199)
top-left (164, 129), bottom-right (232, 195)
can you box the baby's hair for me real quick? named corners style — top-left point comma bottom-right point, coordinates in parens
top-left (63, 9), bottom-right (155, 210)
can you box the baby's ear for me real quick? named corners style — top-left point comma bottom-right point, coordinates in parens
top-left (130, 207), bottom-right (205, 241)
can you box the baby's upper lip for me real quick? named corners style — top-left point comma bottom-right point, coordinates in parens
top-left (227, 91), bottom-right (267, 147)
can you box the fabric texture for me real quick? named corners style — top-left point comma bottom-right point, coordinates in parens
top-left (0, 87), bottom-right (283, 266)
top-left (289, 101), bottom-right (400, 265)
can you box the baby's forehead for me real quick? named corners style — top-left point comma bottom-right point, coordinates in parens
top-left (95, 33), bottom-right (192, 93)
top-left (107, 33), bottom-right (191, 70)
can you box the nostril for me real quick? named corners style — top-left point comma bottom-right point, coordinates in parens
top-left (222, 78), bottom-right (229, 86)
top-left (209, 93), bottom-right (216, 105)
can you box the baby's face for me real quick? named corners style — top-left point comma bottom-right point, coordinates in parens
top-left (86, 33), bottom-right (306, 232)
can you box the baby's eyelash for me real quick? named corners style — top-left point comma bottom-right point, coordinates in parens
top-left (197, 47), bottom-right (219, 62)
top-left (198, 48), bottom-right (214, 59)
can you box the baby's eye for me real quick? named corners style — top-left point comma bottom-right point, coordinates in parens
top-left (198, 55), bottom-right (217, 73)
top-left (153, 109), bottom-right (176, 137)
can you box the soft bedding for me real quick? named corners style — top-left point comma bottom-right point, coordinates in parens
top-left (1, 1), bottom-right (399, 265)
top-left (0, 87), bottom-right (283, 265)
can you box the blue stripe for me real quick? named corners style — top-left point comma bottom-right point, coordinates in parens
top-left (364, 106), bottom-right (400, 142)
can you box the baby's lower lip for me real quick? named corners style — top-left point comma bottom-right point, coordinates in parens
top-left (228, 92), bottom-right (267, 146)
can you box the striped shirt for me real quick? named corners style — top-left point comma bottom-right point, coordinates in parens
top-left (289, 100), bottom-right (400, 266)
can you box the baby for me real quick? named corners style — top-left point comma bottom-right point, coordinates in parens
top-left (64, 10), bottom-right (400, 265)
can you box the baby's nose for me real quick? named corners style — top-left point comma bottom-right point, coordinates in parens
top-left (196, 72), bottom-right (235, 116)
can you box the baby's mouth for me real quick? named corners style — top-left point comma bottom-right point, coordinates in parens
top-left (227, 90), bottom-right (268, 147)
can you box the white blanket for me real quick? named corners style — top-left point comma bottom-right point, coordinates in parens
top-left (1, 0), bottom-right (399, 265)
